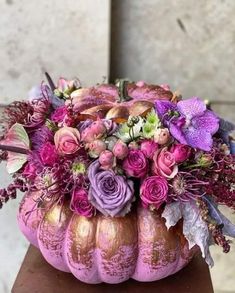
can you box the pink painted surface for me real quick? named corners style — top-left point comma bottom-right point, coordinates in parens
top-left (18, 191), bottom-right (196, 284)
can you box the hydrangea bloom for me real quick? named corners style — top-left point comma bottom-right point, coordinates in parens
top-left (155, 97), bottom-right (219, 151)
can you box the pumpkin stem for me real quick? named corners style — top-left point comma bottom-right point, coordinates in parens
top-left (117, 79), bottom-right (133, 103)
top-left (0, 144), bottom-right (29, 154)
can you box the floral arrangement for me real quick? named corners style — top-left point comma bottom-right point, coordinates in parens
top-left (0, 75), bottom-right (235, 267)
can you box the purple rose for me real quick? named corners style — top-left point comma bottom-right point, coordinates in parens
top-left (51, 106), bottom-right (67, 123)
top-left (40, 142), bottom-right (58, 166)
top-left (88, 160), bottom-right (134, 217)
top-left (123, 150), bottom-right (148, 178)
top-left (170, 144), bottom-right (191, 163)
top-left (70, 188), bottom-right (95, 217)
top-left (140, 176), bottom-right (168, 210)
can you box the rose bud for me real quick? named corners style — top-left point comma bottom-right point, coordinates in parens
top-left (88, 140), bottom-right (106, 158)
top-left (154, 128), bottom-right (170, 145)
top-left (170, 144), bottom-right (191, 163)
top-left (140, 139), bottom-right (159, 159)
top-left (81, 120), bottom-right (106, 143)
top-left (196, 153), bottom-right (213, 168)
top-left (113, 140), bottom-right (129, 160)
top-left (99, 150), bottom-right (115, 170)
top-left (128, 141), bottom-right (139, 150)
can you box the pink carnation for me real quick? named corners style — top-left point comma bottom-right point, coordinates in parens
top-left (51, 106), bottom-right (67, 123)
top-left (40, 142), bottom-right (58, 166)
top-left (170, 144), bottom-right (191, 163)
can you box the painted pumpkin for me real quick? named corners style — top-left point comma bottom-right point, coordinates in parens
top-left (18, 190), bottom-right (196, 284)
top-left (68, 81), bottom-right (179, 122)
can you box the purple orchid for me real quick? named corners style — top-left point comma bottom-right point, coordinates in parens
top-left (155, 97), bottom-right (219, 151)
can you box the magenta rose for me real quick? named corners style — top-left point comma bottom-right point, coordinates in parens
top-left (140, 176), bottom-right (168, 210)
top-left (51, 106), bottom-right (67, 123)
top-left (54, 127), bottom-right (80, 155)
top-left (153, 147), bottom-right (178, 178)
top-left (70, 188), bottom-right (95, 217)
top-left (140, 139), bottom-right (158, 159)
top-left (123, 150), bottom-right (148, 178)
top-left (40, 142), bottom-right (58, 166)
top-left (170, 144), bottom-right (191, 163)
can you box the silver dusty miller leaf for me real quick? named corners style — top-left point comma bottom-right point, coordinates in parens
top-left (162, 202), bottom-right (182, 229)
top-left (162, 201), bottom-right (214, 267)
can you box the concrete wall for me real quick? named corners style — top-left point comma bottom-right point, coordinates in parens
top-left (0, 0), bottom-right (110, 103)
top-left (111, 0), bottom-right (235, 122)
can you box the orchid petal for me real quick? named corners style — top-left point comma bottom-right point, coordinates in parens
top-left (177, 97), bottom-right (206, 119)
top-left (183, 126), bottom-right (213, 151)
top-left (192, 110), bottom-right (219, 134)
top-left (155, 100), bottom-right (176, 119)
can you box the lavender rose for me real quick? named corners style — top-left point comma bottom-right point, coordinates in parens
top-left (123, 150), bottom-right (148, 178)
top-left (88, 160), bottom-right (134, 217)
top-left (140, 176), bottom-right (168, 210)
top-left (70, 188), bottom-right (95, 218)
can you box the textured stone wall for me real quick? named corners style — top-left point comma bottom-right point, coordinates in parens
top-left (0, 0), bottom-right (110, 103)
top-left (110, 0), bottom-right (235, 121)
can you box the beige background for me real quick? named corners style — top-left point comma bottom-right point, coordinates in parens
top-left (0, 1), bottom-right (235, 292)
top-left (0, 0), bottom-right (110, 103)
top-left (111, 0), bottom-right (235, 122)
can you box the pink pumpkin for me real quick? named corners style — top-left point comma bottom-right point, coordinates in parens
top-left (18, 190), bottom-right (196, 284)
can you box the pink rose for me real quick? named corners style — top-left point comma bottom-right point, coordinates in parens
top-left (81, 120), bottom-right (107, 143)
top-left (153, 147), bottom-right (178, 178)
top-left (51, 106), bottom-right (67, 123)
top-left (113, 140), bottom-right (128, 160)
top-left (170, 144), bottom-right (191, 163)
top-left (140, 139), bottom-right (158, 159)
top-left (154, 128), bottom-right (170, 145)
top-left (54, 127), bottom-right (80, 155)
top-left (123, 150), bottom-right (148, 178)
top-left (88, 139), bottom-right (106, 158)
top-left (99, 150), bottom-right (115, 170)
top-left (40, 142), bottom-right (58, 166)
top-left (140, 176), bottom-right (168, 210)
top-left (70, 188), bottom-right (95, 217)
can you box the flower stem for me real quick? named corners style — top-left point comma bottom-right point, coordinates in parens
top-left (0, 144), bottom-right (29, 154)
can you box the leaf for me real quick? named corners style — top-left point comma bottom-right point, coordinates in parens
top-left (203, 196), bottom-right (235, 238)
top-left (218, 118), bottom-right (235, 144)
top-left (162, 201), bottom-right (214, 266)
top-left (162, 202), bottom-right (182, 229)
top-left (1, 123), bottom-right (30, 173)
top-left (219, 118), bottom-right (235, 133)
top-left (182, 201), bottom-right (214, 267)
